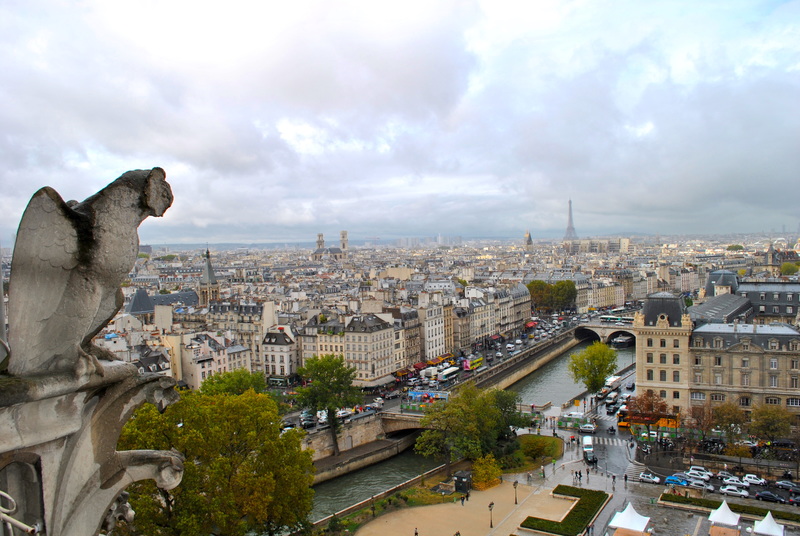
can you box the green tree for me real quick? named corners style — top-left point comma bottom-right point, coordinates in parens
top-left (415, 383), bottom-right (507, 475)
top-left (749, 404), bottom-right (792, 443)
top-left (713, 402), bottom-right (746, 445)
top-left (526, 280), bottom-right (553, 312)
top-left (552, 280), bottom-right (577, 311)
top-left (296, 354), bottom-right (361, 456)
top-left (487, 388), bottom-right (528, 439)
top-left (200, 369), bottom-right (268, 396)
top-left (726, 244), bottom-right (744, 251)
top-left (118, 390), bottom-right (314, 536)
top-left (567, 342), bottom-right (618, 394)
top-left (781, 262), bottom-right (799, 276)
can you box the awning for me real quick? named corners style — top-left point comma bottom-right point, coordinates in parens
top-left (525, 321), bottom-right (536, 328)
top-left (491, 335), bottom-right (500, 340)
top-left (413, 362), bottom-right (427, 370)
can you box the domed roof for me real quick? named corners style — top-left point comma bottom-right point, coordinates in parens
top-left (704, 270), bottom-right (739, 297)
top-left (641, 292), bottom-right (686, 327)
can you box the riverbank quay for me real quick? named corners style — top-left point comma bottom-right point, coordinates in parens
top-left (313, 432), bottom-right (420, 484)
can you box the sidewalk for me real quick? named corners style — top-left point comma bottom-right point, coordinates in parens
top-left (355, 440), bottom-right (630, 536)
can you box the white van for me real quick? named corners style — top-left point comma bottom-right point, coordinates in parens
top-left (582, 436), bottom-right (594, 452)
top-left (506, 343), bottom-right (515, 351)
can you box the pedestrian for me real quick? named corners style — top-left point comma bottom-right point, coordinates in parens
top-left (415, 529), bottom-right (418, 536)
top-left (527, 472), bottom-right (532, 484)
top-left (460, 496), bottom-right (465, 506)
top-left (612, 474), bottom-right (616, 483)
top-left (624, 474), bottom-right (628, 483)
top-left (466, 490), bottom-right (470, 501)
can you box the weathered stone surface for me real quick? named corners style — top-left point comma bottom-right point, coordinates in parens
top-left (0, 169), bottom-right (182, 536)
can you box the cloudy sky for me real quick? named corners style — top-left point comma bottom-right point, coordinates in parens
top-left (1, 0), bottom-right (799, 245)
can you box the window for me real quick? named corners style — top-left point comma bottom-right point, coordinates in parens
top-left (660, 370), bottom-right (667, 381)
top-left (742, 358), bottom-right (749, 368)
top-left (760, 293), bottom-right (766, 301)
top-left (711, 393), bottom-right (725, 402)
top-left (787, 398), bottom-right (800, 407)
top-left (714, 339), bottom-right (723, 348)
top-left (793, 377), bottom-right (799, 389)
top-left (770, 376), bottom-right (779, 388)
top-left (742, 373), bottom-right (750, 386)
top-left (647, 338), bottom-right (653, 347)
top-left (673, 371), bottom-right (680, 382)
top-left (770, 341), bottom-right (779, 351)
top-left (773, 306), bottom-right (780, 314)
top-left (766, 397), bottom-right (780, 405)
top-left (646, 352), bottom-right (654, 363)
top-left (695, 355), bottom-right (702, 365)
top-left (715, 356), bottom-right (722, 366)
top-left (660, 390), bottom-right (667, 399)
top-left (691, 392), bottom-right (706, 401)
top-left (788, 307), bottom-right (794, 314)
top-left (770, 358), bottom-right (778, 369)
top-left (739, 397), bottom-right (751, 407)
top-left (673, 339), bottom-right (680, 348)
top-left (793, 359), bottom-right (799, 370)
top-left (673, 354), bottom-right (680, 365)
top-left (760, 305), bottom-right (766, 312)
top-left (694, 338), bottom-right (703, 348)
top-left (660, 339), bottom-right (666, 348)
top-left (694, 372), bottom-right (703, 383)
top-left (660, 354), bottom-right (667, 364)
top-left (788, 294), bottom-right (793, 302)
top-left (673, 391), bottom-right (680, 399)
top-left (715, 373), bottom-right (723, 385)
top-left (774, 293), bottom-right (780, 300)
top-left (647, 369), bottom-right (654, 381)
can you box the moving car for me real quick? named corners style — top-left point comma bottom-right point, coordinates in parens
top-left (584, 451), bottom-right (598, 465)
top-left (743, 474), bottom-right (767, 486)
top-left (773, 481), bottom-right (800, 493)
top-left (625, 381), bottom-right (635, 390)
top-left (719, 485), bottom-right (749, 498)
top-left (665, 476), bottom-right (688, 486)
top-left (686, 470), bottom-right (712, 482)
top-left (716, 471), bottom-right (735, 480)
top-left (579, 423), bottom-right (597, 434)
top-left (755, 491), bottom-right (785, 503)
top-left (687, 479), bottom-right (715, 492)
top-left (639, 472), bottom-right (661, 484)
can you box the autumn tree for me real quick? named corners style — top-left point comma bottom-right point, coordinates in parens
top-left (296, 354), bottom-right (362, 456)
top-left (567, 342), bottom-right (618, 394)
top-left (117, 390), bottom-right (314, 536)
top-left (627, 390), bottom-right (668, 436)
top-left (200, 368), bottom-right (267, 395)
top-left (689, 400), bottom-right (716, 440)
top-left (526, 280), bottom-right (577, 313)
top-left (749, 404), bottom-right (792, 443)
top-left (712, 402), bottom-right (746, 445)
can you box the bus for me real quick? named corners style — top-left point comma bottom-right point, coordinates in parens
top-left (438, 366), bottom-right (461, 383)
top-left (616, 406), bottom-right (629, 428)
top-left (599, 315), bottom-right (634, 325)
top-left (462, 355), bottom-right (484, 371)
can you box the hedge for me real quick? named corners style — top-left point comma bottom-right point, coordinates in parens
top-left (661, 493), bottom-right (800, 523)
top-left (520, 485), bottom-right (608, 536)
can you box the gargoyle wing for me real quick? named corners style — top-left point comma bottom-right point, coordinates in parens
top-left (8, 187), bottom-right (86, 374)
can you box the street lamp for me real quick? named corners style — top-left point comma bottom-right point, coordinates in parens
top-left (488, 501), bottom-right (494, 528)
top-left (513, 480), bottom-right (518, 504)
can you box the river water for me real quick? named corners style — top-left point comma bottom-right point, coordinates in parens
top-left (310, 339), bottom-right (636, 521)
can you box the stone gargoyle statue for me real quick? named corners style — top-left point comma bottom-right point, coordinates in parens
top-left (6, 167), bottom-right (173, 378)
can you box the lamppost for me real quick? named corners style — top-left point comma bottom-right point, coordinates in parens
top-left (488, 501), bottom-right (495, 528)
top-left (513, 480), bottom-right (518, 504)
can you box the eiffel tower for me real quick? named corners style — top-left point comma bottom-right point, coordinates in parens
top-left (563, 199), bottom-right (578, 240)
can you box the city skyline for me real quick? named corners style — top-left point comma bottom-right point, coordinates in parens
top-left (1, 1), bottom-right (799, 244)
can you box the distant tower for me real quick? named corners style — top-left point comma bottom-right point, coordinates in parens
top-left (340, 230), bottom-right (348, 258)
top-left (524, 230), bottom-right (533, 251)
top-left (198, 248), bottom-right (220, 307)
top-left (316, 233), bottom-right (325, 250)
top-left (564, 199), bottom-right (578, 240)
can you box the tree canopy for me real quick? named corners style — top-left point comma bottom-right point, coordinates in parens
top-left (414, 383), bottom-right (526, 475)
top-left (296, 354), bottom-right (362, 456)
top-left (567, 342), bottom-right (618, 394)
top-left (749, 404), bottom-right (792, 443)
top-left (117, 389), bottom-right (314, 536)
top-left (526, 280), bottom-right (577, 313)
top-left (726, 244), bottom-right (744, 251)
top-left (200, 368), bottom-right (268, 396)
top-left (781, 262), bottom-right (799, 276)
top-left (712, 402), bottom-right (746, 445)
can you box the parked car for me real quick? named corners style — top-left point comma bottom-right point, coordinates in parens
top-left (755, 491), bottom-right (786, 503)
top-left (716, 471), bottom-right (736, 480)
top-left (719, 485), bottom-right (749, 498)
top-left (496, 351), bottom-right (503, 358)
top-left (743, 474), bottom-right (767, 486)
top-left (788, 496), bottom-right (800, 506)
top-left (687, 479), bottom-right (715, 492)
top-left (639, 472), bottom-right (661, 484)
top-left (689, 465), bottom-right (712, 475)
top-left (722, 476), bottom-right (749, 488)
top-left (385, 391), bottom-right (401, 399)
top-left (686, 470), bottom-right (712, 482)
top-left (579, 423), bottom-right (597, 434)
top-left (665, 476), bottom-right (688, 486)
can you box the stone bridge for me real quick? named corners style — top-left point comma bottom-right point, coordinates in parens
top-left (574, 322), bottom-right (637, 344)
top-left (380, 411), bottom-right (424, 434)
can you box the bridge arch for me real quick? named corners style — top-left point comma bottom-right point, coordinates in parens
top-left (574, 324), bottom-right (637, 345)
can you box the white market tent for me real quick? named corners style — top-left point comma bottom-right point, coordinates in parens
top-left (753, 511), bottom-right (784, 536)
top-left (708, 500), bottom-right (740, 527)
top-left (608, 503), bottom-right (650, 532)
